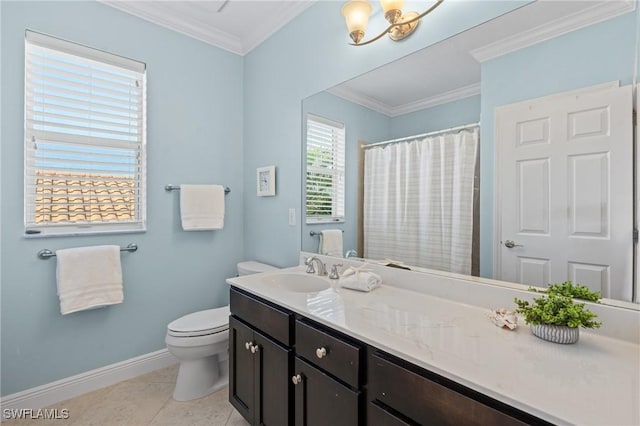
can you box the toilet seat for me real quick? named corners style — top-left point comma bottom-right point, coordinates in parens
top-left (167, 306), bottom-right (230, 338)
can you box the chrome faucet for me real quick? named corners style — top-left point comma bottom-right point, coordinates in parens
top-left (305, 256), bottom-right (326, 276)
top-left (345, 249), bottom-right (358, 258)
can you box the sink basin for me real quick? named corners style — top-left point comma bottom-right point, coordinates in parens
top-left (261, 273), bottom-right (330, 293)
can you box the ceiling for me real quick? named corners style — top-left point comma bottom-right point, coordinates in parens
top-left (101, 0), bottom-right (316, 55)
top-left (101, 1), bottom-right (635, 114)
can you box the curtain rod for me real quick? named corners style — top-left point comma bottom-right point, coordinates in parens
top-left (362, 122), bottom-right (479, 150)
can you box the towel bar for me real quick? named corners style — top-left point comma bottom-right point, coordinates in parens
top-left (165, 184), bottom-right (230, 194)
top-left (309, 230), bottom-right (344, 237)
top-left (38, 243), bottom-right (138, 260)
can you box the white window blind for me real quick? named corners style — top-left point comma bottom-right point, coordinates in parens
top-left (306, 114), bottom-right (345, 223)
top-left (24, 31), bottom-right (147, 236)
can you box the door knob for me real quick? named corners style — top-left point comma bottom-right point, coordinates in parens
top-left (251, 344), bottom-right (260, 354)
top-left (504, 240), bottom-right (523, 249)
top-left (245, 341), bottom-right (253, 351)
top-left (292, 374), bottom-right (302, 385)
top-left (315, 347), bottom-right (327, 359)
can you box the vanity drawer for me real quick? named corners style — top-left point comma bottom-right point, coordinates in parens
top-left (295, 319), bottom-right (361, 388)
top-left (368, 402), bottom-right (415, 426)
top-left (368, 353), bottom-right (528, 426)
top-left (230, 287), bottom-right (292, 346)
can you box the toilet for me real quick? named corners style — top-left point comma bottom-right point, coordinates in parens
top-left (165, 261), bottom-right (278, 401)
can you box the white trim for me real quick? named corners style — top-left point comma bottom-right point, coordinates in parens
top-left (471, 0), bottom-right (635, 63)
top-left (0, 349), bottom-right (177, 412)
top-left (327, 83), bottom-right (481, 118)
top-left (390, 84), bottom-right (481, 117)
top-left (99, 1), bottom-right (315, 56)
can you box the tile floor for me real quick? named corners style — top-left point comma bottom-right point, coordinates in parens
top-left (4, 365), bottom-right (249, 426)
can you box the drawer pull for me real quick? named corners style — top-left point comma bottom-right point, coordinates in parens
top-left (315, 347), bottom-right (327, 359)
top-left (251, 344), bottom-right (260, 354)
top-left (245, 341), bottom-right (253, 351)
top-left (292, 374), bottom-right (302, 385)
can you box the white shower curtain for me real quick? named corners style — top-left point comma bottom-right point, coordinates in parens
top-left (363, 128), bottom-right (479, 274)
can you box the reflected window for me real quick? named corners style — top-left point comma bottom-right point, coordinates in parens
top-left (305, 114), bottom-right (345, 223)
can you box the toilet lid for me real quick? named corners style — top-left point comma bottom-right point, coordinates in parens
top-left (167, 306), bottom-right (230, 337)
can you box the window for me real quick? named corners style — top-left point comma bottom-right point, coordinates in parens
top-left (24, 31), bottom-right (146, 236)
top-left (306, 114), bottom-right (345, 223)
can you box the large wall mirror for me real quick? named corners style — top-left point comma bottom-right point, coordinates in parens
top-left (301, 1), bottom-right (640, 307)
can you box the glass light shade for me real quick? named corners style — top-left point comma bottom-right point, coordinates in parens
top-left (341, 0), bottom-right (373, 34)
top-left (380, 0), bottom-right (405, 13)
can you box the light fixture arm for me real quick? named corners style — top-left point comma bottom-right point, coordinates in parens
top-left (350, 0), bottom-right (444, 46)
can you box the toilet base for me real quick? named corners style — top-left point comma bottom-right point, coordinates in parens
top-left (173, 355), bottom-right (228, 401)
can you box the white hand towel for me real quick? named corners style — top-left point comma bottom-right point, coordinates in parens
top-left (338, 265), bottom-right (381, 292)
top-left (319, 229), bottom-right (343, 257)
top-left (56, 245), bottom-right (123, 315)
top-left (180, 184), bottom-right (225, 231)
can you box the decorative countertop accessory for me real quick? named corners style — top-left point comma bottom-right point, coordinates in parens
top-left (338, 264), bottom-right (381, 292)
top-left (489, 308), bottom-right (517, 330)
top-left (514, 281), bottom-right (601, 344)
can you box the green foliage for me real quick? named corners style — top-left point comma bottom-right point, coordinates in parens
top-left (528, 281), bottom-right (600, 301)
top-left (514, 292), bottom-right (601, 329)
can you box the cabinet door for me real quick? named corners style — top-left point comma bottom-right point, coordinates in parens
top-left (254, 331), bottom-right (293, 426)
top-left (293, 357), bottom-right (360, 426)
top-left (229, 316), bottom-right (255, 423)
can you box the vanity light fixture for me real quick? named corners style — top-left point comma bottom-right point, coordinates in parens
top-left (341, 0), bottom-right (443, 46)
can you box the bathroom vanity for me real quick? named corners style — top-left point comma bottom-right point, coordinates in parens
top-left (226, 259), bottom-right (640, 426)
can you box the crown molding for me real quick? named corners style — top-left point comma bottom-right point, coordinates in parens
top-left (390, 83), bottom-right (481, 117)
top-left (470, 0), bottom-right (636, 63)
top-left (100, 1), bottom-right (315, 56)
top-left (327, 85), bottom-right (395, 116)
top-left (327, 83), bottom-right (481, 118)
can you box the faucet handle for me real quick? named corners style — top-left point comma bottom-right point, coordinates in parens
top-left (329, 263), bottom-right (343, 280)
top-left (305, 257), bottom-right (316, 274)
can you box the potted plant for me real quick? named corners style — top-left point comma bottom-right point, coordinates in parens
top-left (514, 281), bottom-right (601, 344)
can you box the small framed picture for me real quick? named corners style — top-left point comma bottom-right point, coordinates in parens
top-left (257, 165), bottom-right (276, 197)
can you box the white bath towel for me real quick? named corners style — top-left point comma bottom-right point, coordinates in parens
top-left (56, 245), bottom-right (123, 315)
top-left (180, 184), bottom-right (225, 230)
top-left (319, 229), bottom-right (343, 257)
top-left (338, 265), bottom-right (382, 292)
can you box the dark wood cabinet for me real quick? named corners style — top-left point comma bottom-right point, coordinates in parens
top-left (293, 357), bottom-right (361, 426)
top-left (229, 285), bottom-right (548, 426)
top-left (229, 316), bottom-right (292, 425)
top-left (229, 289), bottom-right (293, 426)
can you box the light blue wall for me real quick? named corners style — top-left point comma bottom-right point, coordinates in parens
top-left (479, 12), bottom-right (637, 278)
top-left (1, 1), bottom-right (244, 395)
top-left (243, 0), bottom-right (531, 268)
top-left (301, 92), bottom-right (390, 254)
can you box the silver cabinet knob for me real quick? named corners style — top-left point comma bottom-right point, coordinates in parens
top-left (251, 344), bottom-right (260, 354)
top-left (245, 341), bottom-right (253, 351)
top-left (292, 374), bottom-right (302, 385)
top-left (316, 347), bottom-right (327, 359)
top-left (504, 240), bottom-right (523, 249)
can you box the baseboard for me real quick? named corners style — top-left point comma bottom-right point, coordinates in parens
top-left (1, 349), bottom-right (177, 413)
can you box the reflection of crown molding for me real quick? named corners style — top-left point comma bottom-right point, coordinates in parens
top-left (470, 0), bottom-right (635, 63)
top-left (391, 83), bottom-right (481, 117)
top-left (327, 83), bottom-right (481, 117)
top-left (99, 1), bottom-right (315, 56)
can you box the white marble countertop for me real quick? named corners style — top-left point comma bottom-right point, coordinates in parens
top-left (227, 266), bottom-right (640, 426)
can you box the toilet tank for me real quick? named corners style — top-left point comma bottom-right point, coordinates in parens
top-left (237, 261), bottom-right (278, 276)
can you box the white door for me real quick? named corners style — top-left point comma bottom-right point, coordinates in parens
top-left (496, 83), bottom-right (633, 301)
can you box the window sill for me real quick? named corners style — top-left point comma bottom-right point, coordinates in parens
top-left (306, 219), bottom-right (345, 225)
top-left (23, 227), bottom-right (147, 239)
